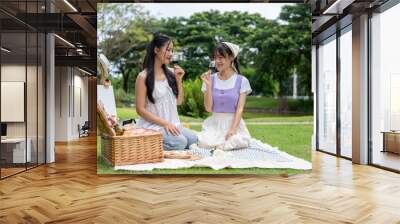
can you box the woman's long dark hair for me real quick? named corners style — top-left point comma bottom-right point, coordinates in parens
top-left (213, 43), bottom-right (241, 74)
top-left (142, 33), bottom-right (178, 104)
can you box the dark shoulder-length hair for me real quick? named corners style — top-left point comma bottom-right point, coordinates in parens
top-left (142, 33), bottom-right (178, 104)
top-left (213, 42), bottom-right (241, 74)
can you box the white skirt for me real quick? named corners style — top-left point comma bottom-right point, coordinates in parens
top-left (197, 113), bottom-right (251, 151)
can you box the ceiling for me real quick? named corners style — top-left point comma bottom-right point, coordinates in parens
top-left (308, 0), bottom-right (390, 43)
top-left (98, 0), bottom-right (304, 2)
top-left (0, 0), bottom-right (97, 74)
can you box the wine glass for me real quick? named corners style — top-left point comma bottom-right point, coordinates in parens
top-left (209, 60), bottom-right (217, 74)
top-left (171, 53), bottom-right (180, 65)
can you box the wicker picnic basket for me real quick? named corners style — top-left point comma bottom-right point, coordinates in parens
top-left (97, 103), bottom-right (164, 166)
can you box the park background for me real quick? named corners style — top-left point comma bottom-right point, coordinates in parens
top-left (97, 3), bottom-right (313, 174)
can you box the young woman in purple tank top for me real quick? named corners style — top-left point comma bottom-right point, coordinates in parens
top-left (195, 42), bottom-right (253, 151)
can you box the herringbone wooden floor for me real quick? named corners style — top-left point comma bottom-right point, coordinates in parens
top-left (1, 136), bottom-right (400, 224)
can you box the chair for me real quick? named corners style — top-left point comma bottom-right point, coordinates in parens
top-left (122, 118), bottom-right (136, 126)
top-left (78, 121), bottom-right (90, 138)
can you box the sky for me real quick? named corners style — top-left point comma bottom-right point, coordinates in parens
top-left (135, 3), bottom-right (293, 20)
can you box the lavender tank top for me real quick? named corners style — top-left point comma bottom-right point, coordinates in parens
top-left (212, 74), bottom-right (243, 113)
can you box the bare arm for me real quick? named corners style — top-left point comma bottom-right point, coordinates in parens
top-left (173, 65), bottom-right (185, 105)
top-left (176, 80), bottom-right (184, 105)
top-left (204, 86), bottom-right (213, 112)
top-left (226, 93), bottom-right (247, 140)
top-left (201, 71), bottom-right (213, 112)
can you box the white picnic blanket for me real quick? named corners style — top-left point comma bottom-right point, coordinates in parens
top-left (114, 139), bottom-right (312, 171)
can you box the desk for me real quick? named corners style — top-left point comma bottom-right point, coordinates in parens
top-left (1, 138), bottom-right (31, 163)
top-left (382, 131), bottom-right (400, 154)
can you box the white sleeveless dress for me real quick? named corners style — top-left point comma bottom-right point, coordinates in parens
top-left (135, 79), bottom-right (181, 130)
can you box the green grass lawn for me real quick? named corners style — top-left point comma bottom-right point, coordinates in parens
top-left (97, 124), bottom-right (312, 175)
top-left (116, 107), bottom-right (139, 120)
top-left (246, 96), bottom-right (278, 109)
top-left (116, 96), bottom-right (312, 120)
top-left (117, 107), bottom-right (205, 123)
top-left (243, 112), bottom-right (313, 122)
top-left (246, 96), bottom-right (313, 114)
top-left (116, 107), bottom-right (313, 123)
top-left (183, 124), bottom-right (311, 161)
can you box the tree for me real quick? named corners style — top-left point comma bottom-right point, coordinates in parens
top-left (251, 20), bottom-right (297, 110)
top-left (250, 4), bottom-right (311, 110)
top-left (279, 4), bottom-right (312, 96)
top-left (98, 4), bottom-right (158, 94)
top-left (157, 10), bottom-right (267, 81)
top-left (98, 4), bottom-right (311, 102)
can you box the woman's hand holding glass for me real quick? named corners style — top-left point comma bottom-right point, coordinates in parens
top-left (173, 65), bottom-right (185, 82)
top-left (201, 70), bottom-right (212, 86)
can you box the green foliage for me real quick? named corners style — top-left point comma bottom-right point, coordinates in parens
top-left (98, 3), bottom-right (312, 101)
top-left (160, 10), bottom-right (268, 80)
top-left (120, 94), bottom-right (135, 108)
top-left (98, 4), bottom-right (157, 94)
top-left (250, 4), bottom-right (311, 98)
top-left (108, 75), bottom-right (122, 90)
top-left (178, 78), bottom-right (207, 118)
top-left (242, 67), bottom-right (277, 96)
top-left (245, 96), bottom-right (313, 114)
top-left (279, 4), bottom-right (312, 96)
top-left (114, 86), bottom-right (135, 108)
top-left (288, 99), bottom-right (313, 114)
top-left (114, 88), bottom-right (126, 108)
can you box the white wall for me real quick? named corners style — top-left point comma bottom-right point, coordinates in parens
top-left (1, 63), bottom-right (46, 164)
top-left (1, 65), bottom-right (43, 136)
top-left (55, 66), bottom-right (69, 141)
top-left (1, 65), bottom-right (26, 138)
top-left (73, 72), bottom-right (89, 138)
top-left (54, 66), bottom-right (89, 141)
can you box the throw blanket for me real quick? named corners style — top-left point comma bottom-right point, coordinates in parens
top-left (114, 139), bottom-right (311, 171)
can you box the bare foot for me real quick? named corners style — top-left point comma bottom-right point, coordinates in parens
top-left (164, 151), bottom-right (202, 160)
top-left (164, 151), bottom-right (191, 159)
top-left (189, 154), bottom-right (201, 161)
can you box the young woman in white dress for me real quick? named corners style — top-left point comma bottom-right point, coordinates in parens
top-left (135, 33), bottom-right (198, 152)
top-left (197, 42), bottom-right (252, 151)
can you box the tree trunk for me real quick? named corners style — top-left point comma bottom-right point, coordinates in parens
top-left (122, 72), bottom-right (129, 93)
top-left (118, 65), bottom-right (130, 94)
top-left (278, 79), bottom-right (288, 113)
